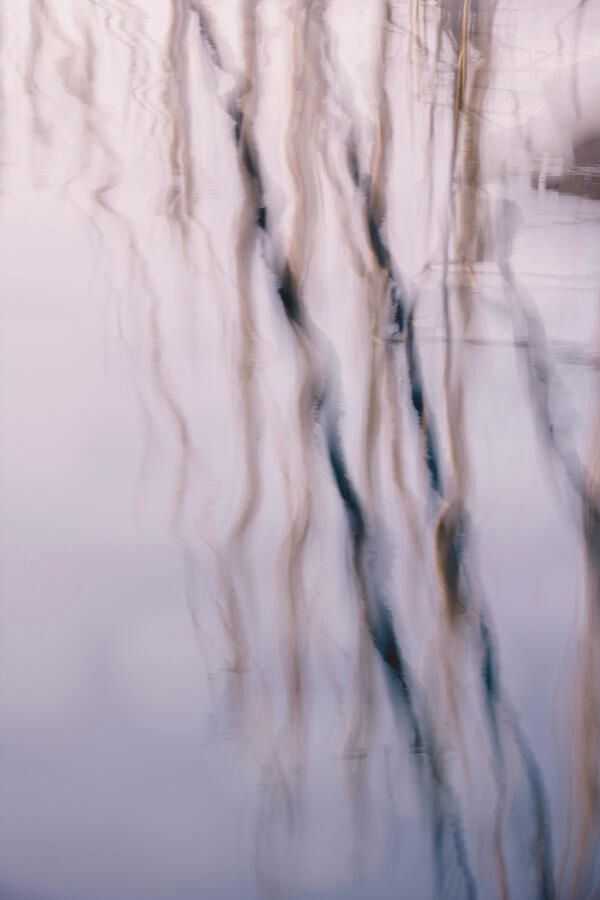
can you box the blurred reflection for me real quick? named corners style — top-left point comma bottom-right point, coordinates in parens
top-left (2, 1), bottom-right (600, 898)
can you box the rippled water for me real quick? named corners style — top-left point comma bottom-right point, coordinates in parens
top-left (2, 2), bottom-right (600, 898)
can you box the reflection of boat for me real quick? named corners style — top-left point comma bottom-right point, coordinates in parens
top-left (542, 133), bottom-right (600, 200)
top-left (529, 58), bottom-right (600, 200)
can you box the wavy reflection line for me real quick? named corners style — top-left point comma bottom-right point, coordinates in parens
top-left (196, 0), bottom-right (317, 758)
top-left (164, 0), bottom-right (195, 237)
top-left (198, 5), bottom-right (478, 892)
top-left (500, 254), bottom-right (599, 897)
top-left (438, 4), bottom-right (550, 896)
